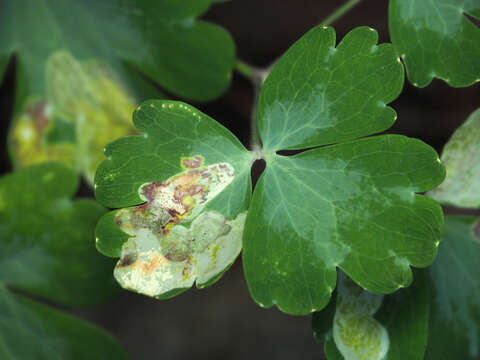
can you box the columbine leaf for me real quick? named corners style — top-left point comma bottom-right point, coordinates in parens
top-left (0, 284), bottom-right (127, 360)
top-left (0, 163), bottom-right (119, 306)
top-left (425, 215), bottom-right (480, 360)
top-left (389, 0), bottom-right (480, 87)
top-left (313, 271), bottom-right (429, 360)
top-left (95, 100), bottom-right (251, 298)
top-left (428, 108), bottom-right (480, 208)
top-left (243, 26), bottom-right (445, 315)
top-left (244, 135), bottom-right (443, 314)
top-left (257, 26), bottom-right (404, 151)
top-left (0, 0), bottom-right (233, 101)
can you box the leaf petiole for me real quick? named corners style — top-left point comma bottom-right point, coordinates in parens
top-left (319, 0), bottom-right (362, 27)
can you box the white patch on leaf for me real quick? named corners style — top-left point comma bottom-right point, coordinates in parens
top-left (113, 157), bottom-right (246, 297)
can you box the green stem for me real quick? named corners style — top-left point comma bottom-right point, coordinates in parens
top-left (235, 60), bottom-right (267, 87)
top-left (319, 0), bottom-right (362, 26)
top-left (249, 94), bottom-right (261, 152)
top-left (235, 60), bottom-right (264, 150)
top-left (235, 60), bottom-right (256, 80)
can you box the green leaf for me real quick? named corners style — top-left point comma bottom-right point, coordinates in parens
top-left (244, 26), bottom-right (444, 314)
top-left (0, 284), bottom-right (128, 360)
top-left (425, 215), bottom-right (480, 360)
top-left (312, 271), bottom-right (429, 360)
top-left (0, 163), bottom-right (120, 306)
top-left (428, 108), bottom-right (480, 208)
top-left (257, 26), bottom-right (404, 151)
top-left (244, 134), bottom-right (445, 314)
top-left (389, 0), bottom-right (480, 87)
top-left (95, 100), bottom-right (252, 298)
top-left (0, 0), bottom-right (234, 101)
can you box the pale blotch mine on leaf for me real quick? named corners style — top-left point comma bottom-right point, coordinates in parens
top-left (333, 274), bottom-right (389, 360)
top-left (113, 156), bottom-right (246, 297)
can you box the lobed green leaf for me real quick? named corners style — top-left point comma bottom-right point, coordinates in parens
top-left (257, 26), bottom-right (404, 151)
top-left (95, 100), bottom-right (252, 298)
top-left (243, 26), bottom-right (445, 315)
top-left (244, 135), bottom-right (444, 314)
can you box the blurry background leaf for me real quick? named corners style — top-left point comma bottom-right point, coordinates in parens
top-left (389, 0), bottom-right (480, 87)
top-left (428, 108), bottom-right (480, 208)
top-left (0, 162), bottom-right (120, 306)
top-left (425, 216), bottom-right (480, 360)
top-left (0, 284), bottom-right (128, 360)
top-left (1, 0), bottom-right (235, 184)
top-left (0, 0), bottom-right (234, 101)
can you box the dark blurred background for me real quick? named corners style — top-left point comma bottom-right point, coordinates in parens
top-left (1, 0), bottom-right (479, 359)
